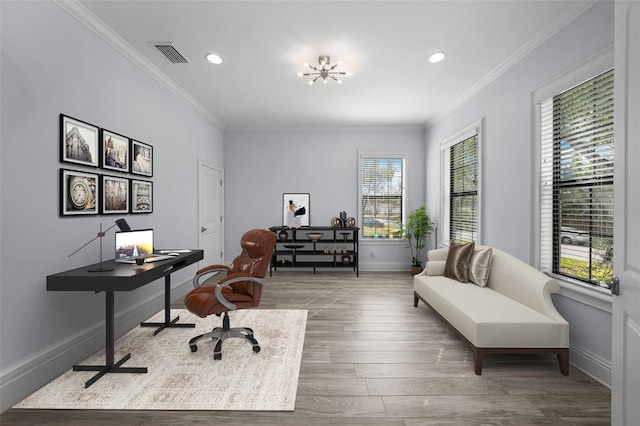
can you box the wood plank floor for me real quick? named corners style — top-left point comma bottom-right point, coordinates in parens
top-left (1, 272), bottom-right (611, 425)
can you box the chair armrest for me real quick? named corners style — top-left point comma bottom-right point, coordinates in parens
top-left (215, 272), bottom-right (267, 310)
top-left (192, 264), bottom-right (230, 288)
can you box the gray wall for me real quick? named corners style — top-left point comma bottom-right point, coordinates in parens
top-left (424, 1), bottom-right (614, 386)
top-left (0, 1), bottom-right (224, 411)
top-left (224, 129), bottom-right (427, 271)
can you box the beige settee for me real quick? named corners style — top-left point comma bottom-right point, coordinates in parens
top-left (413, 246), bottom-right (569, 375)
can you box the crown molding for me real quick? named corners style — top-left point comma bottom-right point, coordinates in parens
top-left (53, 0), bottom-right (226, 131)
top-left (425, 1), bottom-right (598, 129)
top-left (225, 124), bottom-right (426, 134)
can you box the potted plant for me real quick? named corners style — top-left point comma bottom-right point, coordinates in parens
top-left (402, 206), bottom-right (433, 274)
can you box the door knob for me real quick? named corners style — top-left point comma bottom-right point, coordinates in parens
top-left (201, 227), bottom-right (209, 233)
top-left (611, 276), bottom-right (620, 296)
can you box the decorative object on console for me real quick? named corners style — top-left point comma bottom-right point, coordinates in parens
top-left (306, 232), bottom-right (323, 242)
top-left (330, 217), bottom-right (341, 228)
top-left (297, 56), bottom-right (351, 85)
top-left (346, 217), bottom-right (356, 227)
top-left (402, 206), bottom-right (434, 274)
top-left (278, 229), bottom-right (288, 241)
top-left (282, 193), bottom-right (309, 227)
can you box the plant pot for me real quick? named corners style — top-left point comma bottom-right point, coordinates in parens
top-left (410, 266), bottom-right (423, 276)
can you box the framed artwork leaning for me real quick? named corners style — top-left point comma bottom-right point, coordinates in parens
top-left (60, 169), bottom-right (99, 216)
top-left (282, 193), bottom-right (310, 227)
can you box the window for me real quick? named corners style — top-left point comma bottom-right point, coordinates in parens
top-left (535, 56), bottom-right (614, 288)
top-left (358, 153), bottom-right (406, 239)
top-left (441, 121), bottom-right (481, 244)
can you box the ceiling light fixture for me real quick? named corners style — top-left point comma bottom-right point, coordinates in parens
top-left (298, 56), bottom-right (351, 85)
top-left (428, 51), bottom-right (446, 64)
top-left (205, 53), bottom-right (223, 65)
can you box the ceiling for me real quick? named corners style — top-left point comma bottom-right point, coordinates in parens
top-left (71, 0), bottom-right (596, 131)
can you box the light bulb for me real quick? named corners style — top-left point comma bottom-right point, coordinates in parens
top-left (297, 72), bottom-right (303, 77)
top-left (308, 80), bottom-right (314, 85)
top-left (428, 51), bottom-right (446, 63)
top-left (205, 53), bottom-right (223, 65)
top-left (337, 79), bottom-right (342, 84)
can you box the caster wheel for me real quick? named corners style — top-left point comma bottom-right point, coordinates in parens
top-left (214, 353), bottom-right (222, 360)
top-left (190, 345), bottom-right (197, 353)
top-left (253, 346), bottom-right (261, 353)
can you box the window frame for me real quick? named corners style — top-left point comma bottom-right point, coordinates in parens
top-left (358, 151), bottom-right (407, 241)
top-left (532, 48), bottom-right (614, 292)
top-left (440, 120), bottom-right (483, 246)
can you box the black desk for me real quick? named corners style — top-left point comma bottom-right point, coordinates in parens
top-left (47, 249), bottom-right (203, 388)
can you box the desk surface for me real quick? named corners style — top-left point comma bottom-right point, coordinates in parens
top-left (47, 250), bottom-right (203, 292)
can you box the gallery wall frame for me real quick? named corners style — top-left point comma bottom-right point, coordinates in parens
top-left (131, 140), bottom-right (153, 177)
top-left (101, 129), bottom-right (130, 173)
top-left (131, 179), bottom-right (153, 213)
top-left (282, 193), bottom-right (310, 227)
top-left (101, 175), bottom-right (129, 214)
top-left (60, 114), bottom-right (99, 168)
top-left (60, 169), bottom-right (99, 216)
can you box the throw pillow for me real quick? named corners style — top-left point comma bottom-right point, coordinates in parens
top-left (469, 247), bottom-right (493, 287)
top-left (444, 240), bottom-right (475, 283)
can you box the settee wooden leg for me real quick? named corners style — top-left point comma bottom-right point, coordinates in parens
top-left (473, 348), bottom-right (484, 375)
top-left (557, 349), bottom-right (570, 376)
top-left (413, 292), bottom-right (419, 307)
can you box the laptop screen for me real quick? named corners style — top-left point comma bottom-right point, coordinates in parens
top-left (115, 229), bottom-right (154, 261)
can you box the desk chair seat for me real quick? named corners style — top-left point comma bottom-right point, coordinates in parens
top-left (184, 229), bottom-right (276, 360)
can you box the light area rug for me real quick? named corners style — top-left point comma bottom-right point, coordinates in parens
top-left (14, 309), bottom-right (307, 411)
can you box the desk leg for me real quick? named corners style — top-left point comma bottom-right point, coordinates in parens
top-left (73, 291), bottom-right (147, 388)
top-left (140, 274), bottom-right (195, 335)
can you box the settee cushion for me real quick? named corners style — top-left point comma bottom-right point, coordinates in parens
top-left (444, 241), bottom-right (475, 282)
top-left (414, 276), bottom-right (567, 348)
top-left (469, 247), bottom-right (493, 287)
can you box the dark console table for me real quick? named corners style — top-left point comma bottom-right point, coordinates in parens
top-left (46, 249), bottom-right (203, 388)
top-left (269, 226), bottom-right (358, 276)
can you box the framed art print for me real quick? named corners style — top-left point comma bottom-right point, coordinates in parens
top-left (131, 140), bottom-right (153, 177)
top-left (282, 193), bottom-right (310, 227)
top-left (60, 169), bottom-right (99, 216)
top-left (131, 179), bottom-right (152, 213)
top-left (101, 175), bottom-right (129, 214)
top-left (101, 129), bottom-right (130, 172)
top-left (60, 114), bottom-right (99, 167)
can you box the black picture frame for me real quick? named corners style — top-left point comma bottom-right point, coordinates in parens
top-left (60, 114), bottom-right (99, 168)
top-left (131, 140), bottom-right (153, 177)
top-left (282, 193), bottom-right (310, 227)
top-left (101, 129), bottom-right (130, 173)
top-left (60, 169), bottom-right (99, 216)
top-left (101, 175), bottom-right (129, 214)
top-left (131, 179), bottom-right (153, 213)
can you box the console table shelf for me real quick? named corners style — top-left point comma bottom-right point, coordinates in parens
top-left (269, 226), bottom-right (359, 276)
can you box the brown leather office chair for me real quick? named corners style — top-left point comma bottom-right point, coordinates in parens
top-left (184, 229), bottom-right (276, 360)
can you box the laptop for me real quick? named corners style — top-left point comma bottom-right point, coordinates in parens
top-left (114, 229), bottom-right (173, 264)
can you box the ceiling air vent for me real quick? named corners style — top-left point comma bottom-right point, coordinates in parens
top-left (152, 43), bottom-right (189, 64)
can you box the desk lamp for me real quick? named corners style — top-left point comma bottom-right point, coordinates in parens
top-left (68, 218), bottom-right (131, 272)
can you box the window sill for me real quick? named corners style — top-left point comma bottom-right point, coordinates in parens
top-left (548, 273), bottom-right (613, 313)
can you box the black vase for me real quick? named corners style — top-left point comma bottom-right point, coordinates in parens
top-left (278, 230), bottom-right (288, 241)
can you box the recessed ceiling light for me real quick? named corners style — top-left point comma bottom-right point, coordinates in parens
top-left (205, 53), bottom-right (223, 65)
top-left (428, 51), bottom-right (446, 64)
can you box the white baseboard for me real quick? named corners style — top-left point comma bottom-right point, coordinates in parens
top-left (570, 342), bottom-right (612, 388)
top-left (0, 279), bottom-right (193, 413)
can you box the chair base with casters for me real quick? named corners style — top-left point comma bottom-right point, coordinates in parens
top-left (188, 311), bottom-right (260, 360)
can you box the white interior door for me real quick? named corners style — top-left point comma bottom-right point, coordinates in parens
top-left (198, 162), bottom-right (223, 268)
top-left (612, 2), bottom-right (640, 424)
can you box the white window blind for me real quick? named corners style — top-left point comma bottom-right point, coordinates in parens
top-left (359, 155), bottom-right (405, 239)
top-left (449, 135), bottom-right (478, 242)
top-left (539, 68), bottom-right (614, 286)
